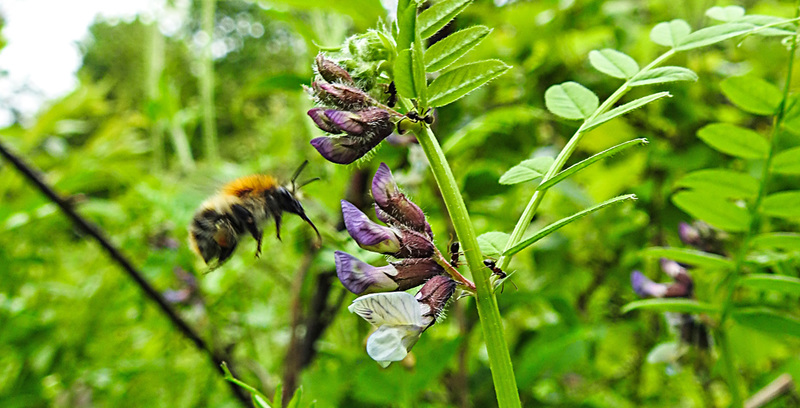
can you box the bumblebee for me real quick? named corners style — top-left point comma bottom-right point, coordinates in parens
top-left (189, 161), bottom-right (321, 267)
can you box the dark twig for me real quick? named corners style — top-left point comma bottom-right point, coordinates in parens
top-left (0, 140), bottom-right (251, 407)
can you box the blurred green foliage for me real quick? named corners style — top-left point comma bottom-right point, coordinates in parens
top-left (1, 1), bottom-right (799, 407)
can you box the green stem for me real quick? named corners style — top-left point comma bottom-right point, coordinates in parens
top-left (498, 50), bottom-right (675, 270)
top-left (415, 124), bottom-right (521, 408)
top-left (716, 329), bottom-right (743, 408)
top-left (200, 0), bottom-right (219, 162)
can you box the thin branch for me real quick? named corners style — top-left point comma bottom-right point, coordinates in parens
top-left (745, 374), bottom-right (794, 408)
top-left (0, 140), bottom-right (251, 407)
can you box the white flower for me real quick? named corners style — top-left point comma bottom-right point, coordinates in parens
top-left (348, 292), bottom-right (434, 367)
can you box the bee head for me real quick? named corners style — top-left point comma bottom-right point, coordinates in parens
top-left (278, 160), bottom-right (322, 243)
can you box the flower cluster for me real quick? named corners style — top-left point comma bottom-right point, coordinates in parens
top-left (678, 221), bottom-right (726, 256)
top-left (631, 223), bottom-right (715, 350)
top-left (306, 54), bottom-right (397, 164)
top-left (337, 163), bottom-right (457, 366)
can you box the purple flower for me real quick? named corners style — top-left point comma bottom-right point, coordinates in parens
top-left (309, 109), bottom-right (394, 165)
top-left (335, 252), bottom-right (442, 295)
top-left (342, 200), bottom-right (401, 254)
top-left (315, 53), bottom-right (354, 85)
top-left (371, 163), bottom-right (431, 236)
top-left (335, 251), bottom-right (400, 294)
top-left (631, 271), bottom-right (668, 298)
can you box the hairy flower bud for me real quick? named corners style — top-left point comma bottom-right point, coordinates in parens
top-left (311, 81), bottom-right (371, 110)
top-left (371, 163), bottom-right (431, 236)
top-left (415, 275), bottom-right (456, 324)
top-left (395, 228), bottom-right (436, 258)
top-left (342, 200), bottom-right (401, 254)
top-left (315, 53), bottom-right (354, 84)
top-left (309, 109), bottom-right (395, 164)
top-left (391, 258), bottom-right (444, 289)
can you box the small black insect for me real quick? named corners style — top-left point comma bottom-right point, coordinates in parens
top-left (484, 259), bottom-right (517, 293)
top-left (385, 81), bottom-right (397, 108)
top-left (406, 108), bottom-right (434, 125)
top-left (449, 241), bottom-right (460, 268)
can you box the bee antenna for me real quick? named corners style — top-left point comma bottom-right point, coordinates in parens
top-left (291, 160), bottom-right (310, 191)
top-left (296, 177), bottom-right (321, 190)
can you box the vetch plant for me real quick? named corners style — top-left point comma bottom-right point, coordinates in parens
top-left (303, 2), bottom-right (799, 407)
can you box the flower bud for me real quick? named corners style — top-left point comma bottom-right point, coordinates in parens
top-left (315, 53), bottom-right (354, 84)
top-left (371, 163), bottom-right (431, 235)
top-left (678, 221), bottom-right (725, 255)
top-left (311, 81), bottom-right (371, 110)
top-left (415, 275), bottom-right (456, 324)
top-left (395, 228), bottom-right (436, 258)
top-left (335, 251), bottom-right (399, 295)
top-left (391, 258), bottom-right (444, 289)
top-left (342, 200), bottom-right (401, 254)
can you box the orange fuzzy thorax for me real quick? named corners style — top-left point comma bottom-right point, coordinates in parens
top-left (221, 175), bottom-right (279, 197)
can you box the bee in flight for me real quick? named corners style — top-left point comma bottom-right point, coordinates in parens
top-left (189, 161), bottom-right (321, 268)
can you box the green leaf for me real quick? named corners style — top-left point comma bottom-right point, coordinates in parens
top-left (396, 1), bottom-right (417, 52)
top-left (588, 49), bottom-right (639, 79)
top-left (739, 274), bottom-right (800, 296)
top-left (750, 233), bottom-right (800, 251)
top-left (499, 157), bottom-right (554, 185)
top-left (706, 6), bottom-right (745, 22)
top-left (732, 308), bottom-right (800, 338)
top-left (720, 76), bottom-right (782, 115)
top-left (584, 93), bottom-right (670, 131)
top-left (538, 138), bottom-right (648, 191)
top-left (428, 60), bottom-right (510, 107)
top-left (412, 36), bottom-right (427, 105)
top-left (676, 22), bottom-right (754, 51)
top-left (674, 168), bottom-right (759, 199)
top-left (697, 123), bottom-right (769, 159)
top-left (650, 19), bottom-right (692, 47)
top-left (504, 194), bottom-right (636, 257)
top-left (672, 191), bottom-right (750, 232)
top-left (221, 362), bottom-right (272, 406)
top-left (544, 82), bottom-right (599, 120)
top-left (393, 49), bottom-right (417, 98)
top-left (425, 26), bottom-right (491, 72)
top-left (622, 298), bottom-right (719, 314)
top-left (762, 191), bottom-right (800, 219)
top-left (641, 247), bottom-right (734, 269)
top-left (418, 0), bottom-right (471, 39)
top-left (771, 146), bottom-right (800, 175)
top-left (478, 231), bottom-right (510, 258)
top-left (629, 66), bottom-right (698, 87)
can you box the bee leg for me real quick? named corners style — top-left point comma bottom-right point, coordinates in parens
top-left (232, 204), bottom-right (262, 258)
top-left (274, 213), bottom-right (283, 241)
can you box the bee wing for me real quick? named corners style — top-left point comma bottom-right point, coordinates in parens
top-left (348, 292), bottom-right (425, 328)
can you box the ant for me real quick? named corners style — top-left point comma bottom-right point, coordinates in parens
top-left (405, 108), bottom-right (434, 125)
top-left (484, 259), bottom-right (517, 294)
top-left (385, 81), bottom-right (397, 108)
top-left (449, 241), bottom-right (461, 268)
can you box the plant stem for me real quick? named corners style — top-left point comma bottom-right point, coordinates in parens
top-left (415, 124), bottom-right (521, 408)
top-left (498, 50), bottom-right (674, 270)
